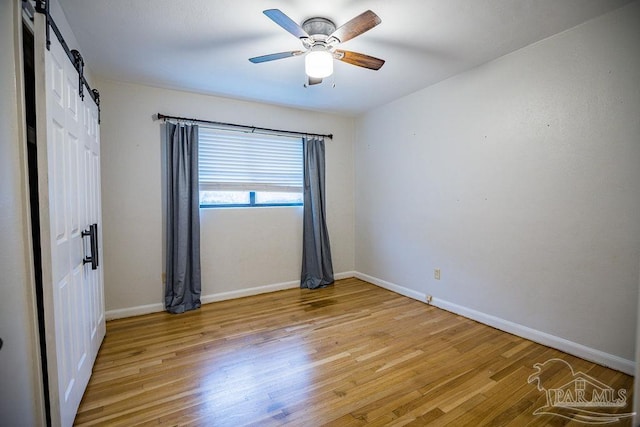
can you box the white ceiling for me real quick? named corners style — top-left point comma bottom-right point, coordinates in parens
top-left (57, 0), bottom-right (633, 116)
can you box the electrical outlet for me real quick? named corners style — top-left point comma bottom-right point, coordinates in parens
top-left (426, 295), bottom-right (433, 304)
top-left (434, 269), bottom-right (441, 280)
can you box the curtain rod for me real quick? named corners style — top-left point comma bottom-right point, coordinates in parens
top-left (156, 113), bottom-right (333, 140)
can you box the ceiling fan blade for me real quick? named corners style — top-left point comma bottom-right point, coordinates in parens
top-left (249, 51), bottom-right (304, 63)
top-left (335, 50), bottom-right (385, 70)
top-left (263, 9), bottom-right (309, 39)
top-left (308, 76), bottom-right (323, 86)
top-left (328, 10), bottom-right (381, 44)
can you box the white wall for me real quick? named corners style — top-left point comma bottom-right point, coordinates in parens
top-left (97, 79), bottom-right (355, 314)
top-left (355, 1), bottom-right (640, 369)
top-left (0, 2), bottom-right (44, 425)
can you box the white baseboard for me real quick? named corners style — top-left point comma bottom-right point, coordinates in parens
top-left (200, 279), bottom-right (299, 304)
top-left (334, 271), bottom-right (357, 280)
top-left (105, 271), bottom-right (356, 321)
top-left (354, 272), bottom-right (635, 375)
top-left (201, 271), bottom-right (356, 304)
top-left (355, 272), bottom-right (426, 302)
top-left (105, 302), bottom-right (164, 320)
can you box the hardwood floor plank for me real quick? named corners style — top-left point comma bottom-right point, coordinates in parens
top-left (75, 278), bottom-right (634, 426)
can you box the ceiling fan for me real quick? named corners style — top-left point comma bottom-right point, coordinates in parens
top-left (249, 9), bottom-right (385, 86)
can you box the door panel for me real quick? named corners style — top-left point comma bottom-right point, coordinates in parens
top-left (84, 102), bottom-right (105, 355)
top-left (36, 15), bottom-right (105, 427)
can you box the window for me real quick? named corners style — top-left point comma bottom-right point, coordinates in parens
top-left (199, 128), bottom-right (303, 208)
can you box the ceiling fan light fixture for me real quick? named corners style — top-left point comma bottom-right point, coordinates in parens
top-left (305, 48), bottom-right (333, 79)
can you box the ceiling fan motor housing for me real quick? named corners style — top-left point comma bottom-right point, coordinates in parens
top-left (302, 17), bottom-right (337, 39)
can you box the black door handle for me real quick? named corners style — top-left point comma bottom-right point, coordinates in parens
top-left (82, 223), bottom-right (99, 270)
top-left (92, 223), bottom-right (99, 268)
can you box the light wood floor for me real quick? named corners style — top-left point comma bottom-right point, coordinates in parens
top-left (75, 278), bottom-right (634, 426)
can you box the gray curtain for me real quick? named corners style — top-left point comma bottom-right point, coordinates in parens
top-left (165, 123), bottom-right (201, 313)
top-left (301, 137), bottom-right (334, 289)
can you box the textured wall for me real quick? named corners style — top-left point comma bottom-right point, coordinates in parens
top-left (355, 2), bottom-right (640, 362)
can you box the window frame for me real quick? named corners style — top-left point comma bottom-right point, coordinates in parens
top-left (199, 190), bottom-right (303, 209)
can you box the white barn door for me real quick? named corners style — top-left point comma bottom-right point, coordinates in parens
top-left (35, 17), bottom-right (105, 427)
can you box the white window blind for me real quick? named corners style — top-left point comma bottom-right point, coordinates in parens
top-left (199, 128), bottom-right (303, 193)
